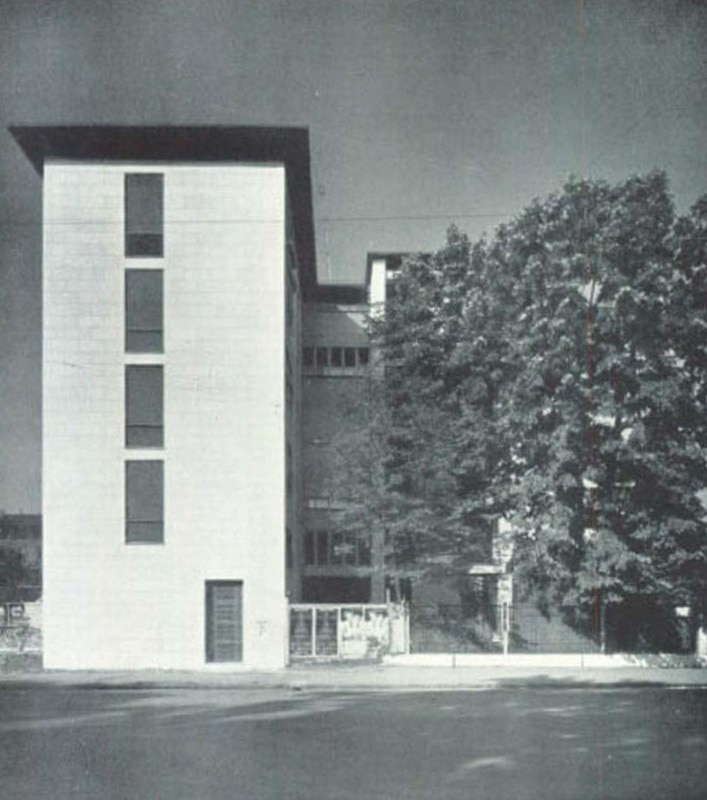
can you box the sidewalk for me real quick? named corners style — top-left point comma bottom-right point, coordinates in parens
top-left (2, 661), bottom-right (707, 691)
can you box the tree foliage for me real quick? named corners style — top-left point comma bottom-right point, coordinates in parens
top-left (335, 172), bottom-right (707, 618)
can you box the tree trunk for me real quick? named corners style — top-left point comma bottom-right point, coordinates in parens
top-left (595, 591), bottom-right (607, 654)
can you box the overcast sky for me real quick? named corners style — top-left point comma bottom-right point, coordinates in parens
top-left (1, 0), bottom-right (706, 512)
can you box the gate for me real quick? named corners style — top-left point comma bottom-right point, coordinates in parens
top-left (289, 603), bottom-right (408, 661)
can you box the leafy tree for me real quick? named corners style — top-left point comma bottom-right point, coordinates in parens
top-left (497, 174), bottom-right (707, 635)
top-left (334, 171), bottom-right (707, 643)
top-left (326, 230), bottom-right (512, 592)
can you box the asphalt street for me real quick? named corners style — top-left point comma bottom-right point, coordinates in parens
top-left (0, 685), bottom-right (705, 799)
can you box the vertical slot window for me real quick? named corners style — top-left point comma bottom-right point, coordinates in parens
top-left (125, 173), bottom-right (164, 257)
top-left (125, 270), bottom-right (163, 352)
top-left (286, 529), bottom-right (293, 569)
top-left (286, 442), bottom-right (293, 494)
top-left (305, 530), bottom-right (315, 566)
top-left (125, 460), bottom-right (164, 543)
top-left (126, 365), bottom-right (164, 448)
top-left (286, 270), bottom-right (295, 329)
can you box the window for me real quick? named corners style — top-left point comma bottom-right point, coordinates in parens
top-left (315, 347), bottom-right (329, 368)
top-left (304, 346), bottom-right (371, 370)
top-left (125, 460), bottom-right (163, 543)
top-left (285, 375), bottom-right (294, 412)
top-left (286, 443), bottom-right (293, 494)
top-left (286, 241), bottom-right (298, 274)
top-left (305, 529), bottom-right (372, 568)
top-left (286, 529), bottom-right (293, 569)
top-left (305, 530), bottom-right (316, 565)
top-left (286, 270), bottom-right (296, 329)
top-left (285, 349), bottom-right (293, 380)
top-left (316, 530), bottom-right (329, 566)
top-left (125, 173), bottom-right (164, 257)
top-left (126, 365), bottom-right (163, 447)
top-left (205, 581), bottom-right (243, 663)
top-left (125, 270), bottom-right (163, 352)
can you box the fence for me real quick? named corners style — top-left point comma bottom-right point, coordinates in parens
top-left (289, 603), bottom-right (408, 661)
top-left (0, 600), bottom-right (42, 652)
top-left (409, 602), bottom-right (697, 656)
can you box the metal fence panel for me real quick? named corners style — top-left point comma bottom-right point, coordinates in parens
top-left (409, 602), bottom-right (696, 655)
top-left (289, 604), bottom-right (397, 660)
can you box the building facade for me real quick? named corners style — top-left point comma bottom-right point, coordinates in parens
top-left (11, 126), bottom-right (401, 669)
top-left (301, 287), bottom-right (381, 602)
top-left (12, 127), bottom-right (319, 670)
top-left (298, 256), bottom-right (394, 604)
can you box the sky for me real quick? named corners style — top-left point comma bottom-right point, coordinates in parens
top-left (0, 0), bottom-right (706, 512)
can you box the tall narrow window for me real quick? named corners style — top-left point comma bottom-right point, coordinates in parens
top-left (126, 365), bottom-right (164, 447)
top-left (316, 347), bottom-right (328, 368)
top-left (125, 460), bottom-right (164, 543)
top-left (125, 270), bottom-right (163, 352)
top-left (316, 530), bottom-right (329, 566)
top-left (205, 581), bottom-right (243, 662)
top-left (125, 173), bottom-right (164, 257)
top-left (304, 530), bottom-right (315, 566)
top-left (286, 529), bottom-right (293, 569)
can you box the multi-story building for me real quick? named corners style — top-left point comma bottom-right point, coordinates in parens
top-left (11, 126), bottom-right (402, 669)
top-left (299, 255), bottom-right (399, 604)
top-left (11, 126), bottom-right (319, 670)
top-left (301, 283), bottom-right (380, 602)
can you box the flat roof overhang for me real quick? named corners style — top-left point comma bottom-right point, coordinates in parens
top-left (9, 124), bottom-right (318, 297)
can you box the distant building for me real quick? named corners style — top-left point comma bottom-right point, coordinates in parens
top-left (10, 126), bottom-right (402, 670)
top-left (0, 514), bottom-right (41, 602)
top-left (300, 254), bottom-right (402, 604)
top-left (0, 514), bottom-right (41, 543)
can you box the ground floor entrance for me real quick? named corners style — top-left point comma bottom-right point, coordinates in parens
top-left (205, 581), bottom-right (243, 663)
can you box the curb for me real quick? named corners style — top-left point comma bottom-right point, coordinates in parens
top-left (2, 665), bottom-right (707, 691)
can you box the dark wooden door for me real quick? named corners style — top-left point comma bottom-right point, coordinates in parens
top-left (205, 581), bottom-right (243, 662)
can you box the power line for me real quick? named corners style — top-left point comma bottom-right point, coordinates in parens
top-left (321, 213), bottom-right (509, 222)
top-left (0, 211), bottom-right (513, 227)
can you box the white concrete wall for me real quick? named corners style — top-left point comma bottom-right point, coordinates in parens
top-left (43, 161), bottom-right (288, 669)
top-left (368, 258), bottom-right (387, 311)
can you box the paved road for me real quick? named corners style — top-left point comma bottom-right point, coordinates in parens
top-left (0, 685), bottom-right (705, 799)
